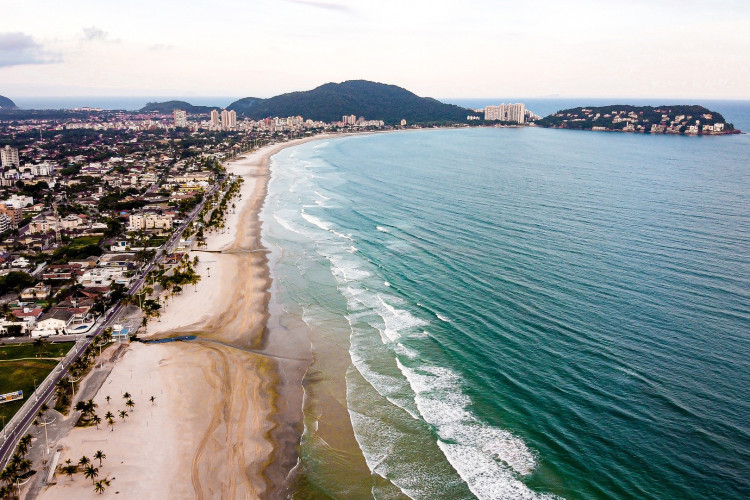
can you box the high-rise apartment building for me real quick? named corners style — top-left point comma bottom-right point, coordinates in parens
top-left (484, 104), bottom-right (507, 121)
top-left (220, 109), bottom-right (236, 130)
top-left (484, 103), bottom-right (526, 123)
top-left (173, 109), bottom-right (187, 128)
top-left (507, 103), bottom-right (526, 124)
top-left (1, 145), bottom-right (19, 168)
top-left (210, 109), bottom-right (220, 128)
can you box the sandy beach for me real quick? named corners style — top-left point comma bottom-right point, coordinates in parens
top-left (36, 137), bottom-right (328, 499)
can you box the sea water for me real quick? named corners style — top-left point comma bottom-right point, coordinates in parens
top-left (261, 126), bottom-right (750, 499)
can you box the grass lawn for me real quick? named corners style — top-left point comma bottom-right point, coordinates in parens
top-left (0, 341), bottom-right (75, 424)
top-left (68, 236), bottom-right (102, 248)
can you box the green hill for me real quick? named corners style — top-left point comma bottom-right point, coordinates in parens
top-left (228, 80), bottom-right (472, 125)
top-left (537, 104), bottom-right (736, 134)
top-left (0, 95), bottom-right (17, 109)
top-left (139, 100), bottom-right (218, 114)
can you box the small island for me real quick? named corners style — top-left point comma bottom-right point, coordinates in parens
top-left (537, 105), bottom-right (740, 135)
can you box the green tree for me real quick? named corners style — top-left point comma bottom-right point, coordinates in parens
top-left (93, 450), bottom-right (106, 467)
top-left (94, 479), bottom-right (106, 494)
top-left (83, 465), bottom-right (99, 483)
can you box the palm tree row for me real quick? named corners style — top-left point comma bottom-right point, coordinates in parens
top-left (198, 176), bottom-right (244, 237)
top-left (59, 448), bottom-right (111, 495)
top-left (53, 334), bottom-right (110, 413)
top-left (0, 433), bottom-right (35, 499)
top-left (130, 255), bottom-right (201, 327)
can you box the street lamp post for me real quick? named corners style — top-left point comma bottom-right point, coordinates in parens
top-left (38, 414), bottom-right (55, 456)
top-left (68, 374), bottom-right (82, 397)
top-left (15, 473), bottom-right (32, 497)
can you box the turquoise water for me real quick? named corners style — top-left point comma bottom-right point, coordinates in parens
top-left (262, 127), bottom-right (750, 499)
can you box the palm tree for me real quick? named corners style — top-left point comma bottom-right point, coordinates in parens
top-left (18, 434), bottom-right (32, 456)
top-left (118, 410), bottom-right (128, 421)
top-left (107, 416), bottom-right (115, 432)
top-left (17, 459), bottom-right (32, 474)
top-left (122, 392), bottom-right (131, 400)
top-left (149, 395), bottom-right (156, 405)
top-left (92, 414), bottom-right (102, 430)
top-left (64, 465), bottom-right (75, 481)
top-left (105, 395), bottom-right (111, 404)
top-left (126, 399), bottom-right (135, 412)
top-left (94, 450), bottom-right (106, 467)
top-left (78, 456), bottom-right (91, 468)
top-left (0, 467), bottom-right (14, 486)
top-left (93, 479), bottom-right (106, 494)
top-left (83, 465), bottom-right (99, 483)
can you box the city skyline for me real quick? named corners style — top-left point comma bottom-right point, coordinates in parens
top-left (1, 0), bottom-right (749, 100)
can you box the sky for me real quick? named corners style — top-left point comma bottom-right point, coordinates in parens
top-left (1, 0), bottom-right (749, 100)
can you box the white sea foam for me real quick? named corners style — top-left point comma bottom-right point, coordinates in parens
top-left (436, 312), bottom-right (451, 322)
top-left (384, 281), bottom-right (390, 287)
top-left (437, 442), bottom-right (555, 500)
top-left (376, 225), bottom-right (390, 233)
top-left (313, 190), bottom-right (330, 200)
top-left (395, 359), bottom-right (552, 499)
top-left (273, 213), bottom-right (306, 236)
top-left (395, 342), bottom-right (419, 359)
top-left (328, 252), bottom-right (372, 281)
top-left (300, 209), bottom-right (332, 231)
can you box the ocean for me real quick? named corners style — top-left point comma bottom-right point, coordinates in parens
top-left (261, 120), bottom-right (750, 499)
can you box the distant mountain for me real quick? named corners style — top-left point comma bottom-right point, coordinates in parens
top-left (0, 95), bottom-right (17, 109)
top-left (228, 80), bottom-right (473, 124)
top-left (139, 100), bottom-right (218, 114)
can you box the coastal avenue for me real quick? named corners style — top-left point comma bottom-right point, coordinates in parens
top-left (0, 183), bottom-right (220, 470)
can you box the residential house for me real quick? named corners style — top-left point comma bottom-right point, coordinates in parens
top-left (31, 309), bottom-right (75, 337)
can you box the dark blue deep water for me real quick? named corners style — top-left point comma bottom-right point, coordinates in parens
top-left (264, 126), bottom-right (750, 499)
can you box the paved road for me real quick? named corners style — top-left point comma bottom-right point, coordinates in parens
top-left (0, 184), bottom-right (217, 472)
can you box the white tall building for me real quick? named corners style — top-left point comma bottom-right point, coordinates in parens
top-left (210, 109), bottom-right (220, 128)
top-left (485, 103), bottom-right (526, 124)
top-left (1, 145), bottom-right (19, 168)
top-left (220, 109), bottom-right (236, 130)
top-left (508, 103), bottom-right (526, 124)
top-left (173, 109), bottom-right (187, 128)
top-left (484, 104), bottom-right (507, 121)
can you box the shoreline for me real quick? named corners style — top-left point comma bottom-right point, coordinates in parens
top-left (34, 135), bottom-right (335, 499)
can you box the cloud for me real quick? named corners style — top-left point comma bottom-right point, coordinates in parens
top-left (0, 32), bottom-right (61, 68)
top-left (82, 26), bottom-right (120, 43)
top-left (284, 0), bottom-right (351, 13)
